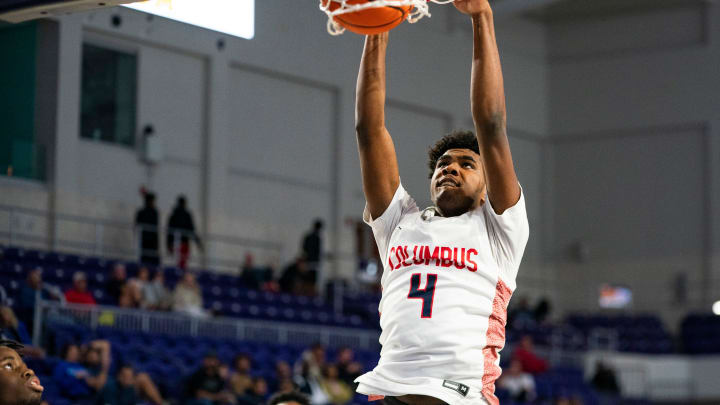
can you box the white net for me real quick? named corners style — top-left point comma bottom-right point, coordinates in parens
top-left (319, 0), bottom-right (455, 36)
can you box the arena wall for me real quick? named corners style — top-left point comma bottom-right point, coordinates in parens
top-left (546, 1), bottom-right (720, 327)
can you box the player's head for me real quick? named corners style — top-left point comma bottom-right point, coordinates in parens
top-left (27, 269), bottom-right (42, 288)
top-left (202, 351), bottom-right (220, 374)
top-left (267, 391), bottom-right (310, 405)
top-left (428, 130), bottom-right (486, 217)
top-left (116, 364), bottom-right (136, 388)
top-left (144, 192), bottom-right (155, 208)
top-left (0, 306), bottom-right (17, 328)
top-left (60, 343), bottom-right (80, 363)
top-left (0, 340), bottom-right (43, 405)
top-left (72, 271), bottom-right (87, 292)
top-left (233, 353), bottom-right (251, 373)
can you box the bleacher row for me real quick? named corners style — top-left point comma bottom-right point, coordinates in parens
top-left (0, 245), bottom-right (380, 329)
top-left (1, 244), bottom-right (719, 355)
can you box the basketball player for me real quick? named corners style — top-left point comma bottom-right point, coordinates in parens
top-left (0, 340), bottom-right (44, 405)
top-left (353, 0), bottom-right (529, 404)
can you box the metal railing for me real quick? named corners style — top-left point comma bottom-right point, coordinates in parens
top-left (34, 300), bottom-right (381, 351)
top-left (0, 203), bottom-right (282, 272)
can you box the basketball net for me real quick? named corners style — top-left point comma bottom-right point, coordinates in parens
top-left (320, 0), bottom-right (455, 36)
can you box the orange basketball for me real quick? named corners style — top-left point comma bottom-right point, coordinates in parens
top-left (322, 0), bottom-right (413, 35)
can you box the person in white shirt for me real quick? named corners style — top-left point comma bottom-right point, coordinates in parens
top-left (352, 1), bottom-right (529, 404)
top-left (497, 359), bottom-right (536, 402)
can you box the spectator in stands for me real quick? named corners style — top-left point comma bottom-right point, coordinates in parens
top-left (274, 380), bottom-right (297, 397)
top-left (185, 352), bottom-right (236, 405)
top-left (240, 254), bottom-right (273, 291)
top-left (508, 296), bottom-right (535, 329)
top-left (0, 339), bottom-right (44, 405)
top-left (0, 306), bottom-right (43, 358)
top-left (591, 360), bottom-right (620, 404)
top-left (295, 344), bottom-right (325, 382)
top-left (98, 363), bottom-right (166, 405)
top-left (272, 361), bottom-right (297, 395)
top-left (237, 377), bottom-right (269, 405)
top-left (126, 266), bottom-right (149, 307)
top-left (512, 335), bottom-right (549, 375)
top-left (229, 354), bottom-right (253, 397)
top-left (267, 391), bottom-right (310, 405)
top-left (173, 272), bottom-right (207, 317)
top-left (98, 364), bottom-right (139, 405)
top-left (533, 297), bottom-right (551, 324)
top-left (319, 365), bottom-right (352, 405)
top-left (554, 396), bottom-right (571, 405)
top-left (301, 219), bottom-right (324, 283)
top-left (279, 257), bottom-right (315, 296)
top-left (0, 285), bottom-right (7, 306)
top-left (142, 269), bottom-right (172, 310)
top-left (166, 196), bottom-right (203, 270)
top-left (18, 268), bottom-right (62, 322)
top-left (106, 263), bottom-right (128, 305)
top-left (64, 272), bottom-right (96, 305)
top-left (497, 359), bottom-right (536, 402)
top-left (334, 347), bottom-right (362, 388)
top-left (53, 341), bottom-right (109, 401)
top-left (135, 191), bottom-right (161, 266)
top-left (554, 395), bottom-right (584, 405)
top-left (293, 344), bottom-right (330, 405)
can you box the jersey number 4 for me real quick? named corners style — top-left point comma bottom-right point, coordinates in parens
top-left (407, 273), bottom-right (437, 318)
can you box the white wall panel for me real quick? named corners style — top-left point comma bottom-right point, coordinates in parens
top-left (386, 102), bottom-right (451, 209)
top-left (138, 46), bottom-right (206, 163)
top-left (553, 128), bottom-right (704, 261)
top-left (228, 67), bottom-right (334, 186)
top-left (549, 4), bottom-right (706, 60)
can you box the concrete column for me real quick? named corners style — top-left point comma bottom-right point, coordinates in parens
top-left (201, 51), bottom-right (231, 267)
top-left (708, 120), bottom-right (720, 310)
top-left (705, 2), bottom-right (720, 311)
top-left (49, 16), bottom-right (83, 249)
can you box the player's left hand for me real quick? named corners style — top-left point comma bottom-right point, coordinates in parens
top-left (453, 0), bottom-right (491, 15)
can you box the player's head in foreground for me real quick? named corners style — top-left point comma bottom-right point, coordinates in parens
top-left (0, 340), bottom-right (43, 405)
top-left (428, 130), bottom-right (487, 217)
top-left (267, 391), bottom-right (310, 405)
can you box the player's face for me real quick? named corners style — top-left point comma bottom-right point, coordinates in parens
top-left (430, 148), bottom-right (486, 217)
top-left (0, 347), bottom-right (43, 405)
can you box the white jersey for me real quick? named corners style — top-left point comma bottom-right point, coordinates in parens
top-left (355, 183), bottom-right (529, 405)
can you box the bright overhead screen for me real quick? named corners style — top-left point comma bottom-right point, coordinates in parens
top-left (124, 0), bottom-right (254, 39)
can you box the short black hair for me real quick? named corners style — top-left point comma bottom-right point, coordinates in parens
top-left (0, 339), bottom-right (23, 352)
top-left (267, 391), bottom-right (310, 405)
top-left (427, 129), bottom-right (480, 178)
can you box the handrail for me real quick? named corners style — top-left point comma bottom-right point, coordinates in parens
top-left (34, 300), bottom-right (381, 351)
top-left (0, 203), bottom-right (283, 272)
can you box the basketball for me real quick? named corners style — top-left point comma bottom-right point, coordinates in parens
top-left (321, 0), bottom-right (412, 35)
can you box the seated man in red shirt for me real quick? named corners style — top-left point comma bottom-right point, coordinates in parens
top-left (512, 335), bottom-right (548, 375)
top-left (65, 272), bottom-right (96, 305)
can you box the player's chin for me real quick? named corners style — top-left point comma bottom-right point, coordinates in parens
top-left (20, 392), bottom-right (43, 405)
top-left (435, 192), bottom-right (473, 213)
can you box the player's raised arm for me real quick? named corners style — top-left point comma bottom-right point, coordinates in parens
top-left (356, 33), bottom-right (400, 219)
top-left (456, 0), bottom-right (520, 214)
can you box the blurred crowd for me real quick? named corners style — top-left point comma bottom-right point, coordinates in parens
top-left (9, 330), bottom-right (363, 405)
